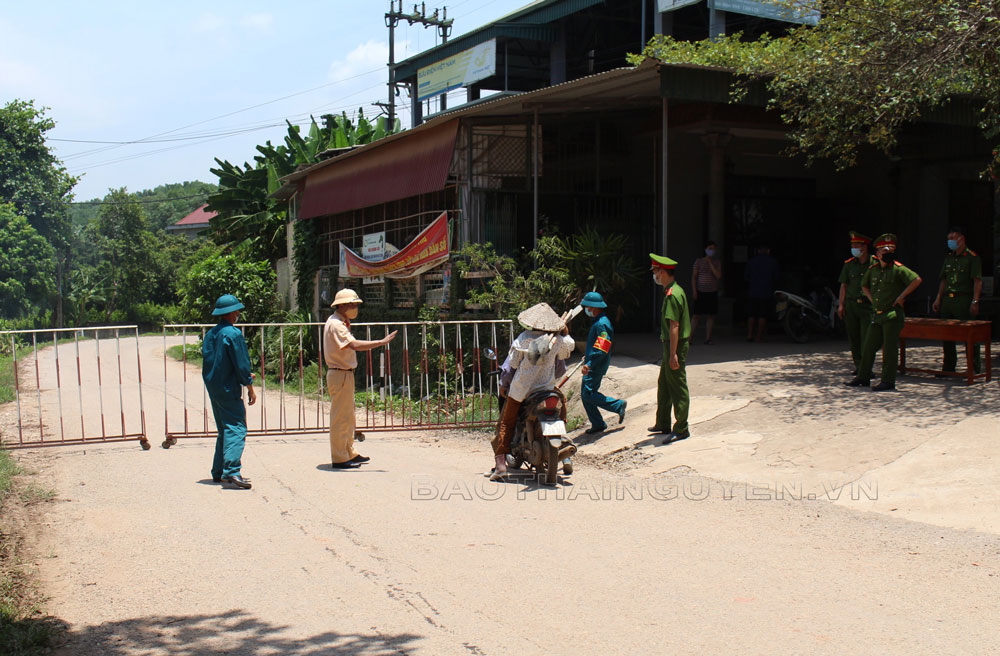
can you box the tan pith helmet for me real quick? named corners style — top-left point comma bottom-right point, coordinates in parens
top-left (517, 302), bottom-right (565, 332)
top-left (331, 288), bottom-right (363, 307)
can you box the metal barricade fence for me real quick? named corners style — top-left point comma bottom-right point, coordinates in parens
top-left (160, 320), bottom-right (513, 446)
top-left (0, 326), bottom-right (149, 449)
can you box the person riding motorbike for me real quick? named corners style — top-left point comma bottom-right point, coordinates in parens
top-left (490, 303), bottom-right (575, 481)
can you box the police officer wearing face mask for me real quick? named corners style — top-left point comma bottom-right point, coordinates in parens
top-left (846, 234), bottom-right (922, 391)
top-left (579, 292), bottom-right (626, 434)
top-left (932, 226), bottom-right (983, 374)
top-left (837, 231), bottom-right (873, 375)
top-left (323, 289), bottom-right (397, 469)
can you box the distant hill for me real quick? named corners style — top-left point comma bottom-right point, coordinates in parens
top-left (69, 180), bottom-right (218, 232)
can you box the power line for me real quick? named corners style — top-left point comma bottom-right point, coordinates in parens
top-left (57, 66), bottom-right (387, 161)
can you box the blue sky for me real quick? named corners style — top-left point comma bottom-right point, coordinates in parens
top-left (1, 0), bottom-right (531, 200)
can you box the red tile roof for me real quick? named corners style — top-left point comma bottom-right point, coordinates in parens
top-left (173, 204), bottom-right (216, 227)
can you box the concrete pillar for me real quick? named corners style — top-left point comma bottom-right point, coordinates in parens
top-left (655, 9), bottom-right (673, 36)
top-left (702, 132), bottom-right (732, 247)
top-left (286, 215), bottom-right (298, 311)
top-left (709, 2), bottom-right (726, 39)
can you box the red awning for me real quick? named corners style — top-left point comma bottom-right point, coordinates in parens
top-left (299, 119), bottom-right (459, 220)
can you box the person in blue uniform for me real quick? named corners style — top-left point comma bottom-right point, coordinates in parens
top-left (579, 292), bottom-right (626, 434)
top-left (202, 294), bottom-right (257, 489)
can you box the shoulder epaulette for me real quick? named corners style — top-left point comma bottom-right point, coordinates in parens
top-left (666, 286), bottom-right (674, 297)
top-left (844, 257), bottom-right (855, 264)
top-left (894, 261), bottom-right (904, 267)
top-left (967, 249), bottom-right (978, 257)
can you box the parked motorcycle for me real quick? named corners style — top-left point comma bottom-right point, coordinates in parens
top-left (773, 287), bottom-right (842, 343)
top-left (485, 347), bottom-right (577, 486)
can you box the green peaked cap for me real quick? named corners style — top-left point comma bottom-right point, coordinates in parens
top-left (649, 253), bottom-right (677, 269)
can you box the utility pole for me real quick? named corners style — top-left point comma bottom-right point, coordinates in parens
top-left (385, 1), bottom-right (454, 127)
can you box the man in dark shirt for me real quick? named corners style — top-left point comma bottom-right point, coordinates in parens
top-left (744, 245), bottom-right (780, 342)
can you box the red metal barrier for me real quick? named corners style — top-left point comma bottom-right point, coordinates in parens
top-left (160, 320), bottom-right (512, 447)
top-left (0, 327), bottom-right (149, 449)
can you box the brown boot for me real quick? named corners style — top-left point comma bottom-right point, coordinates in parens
top-left (489, 454), bottom-right (508, 481)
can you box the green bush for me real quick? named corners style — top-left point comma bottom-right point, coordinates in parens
top-left (131, 302), bottom-right (184, 329)
top-left (177, 252), bottom-right (280, 324)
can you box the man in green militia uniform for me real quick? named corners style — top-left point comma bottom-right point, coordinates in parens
top-left (845, 234), bottom-right (922, 391)
top-left (837, 231), bottom-right (874, 375)
top-left (648, 253), bottom-right (691, 444)
top-left (932, 226), bottom-right (983, 374)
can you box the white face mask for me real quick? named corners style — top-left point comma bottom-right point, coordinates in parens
top-left (705, 248), bottom-right (716, 257)
top-left (851, 247), bottom-right (862, 258)
top-left (585, 307), bottom-right (597, 318)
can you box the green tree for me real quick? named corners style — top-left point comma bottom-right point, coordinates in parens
top-left (91, 189), bottom-right (155, 321)
top-left (0, 203), bottom-right (55, 318)
top-left (206, 111), bottom-right (400, 270)
top-left (0, 100), bottom-right (78, 324)
top-left (637, 0), bottom-right (1000, 173)
top-left (177, 250), bottom-right (280, 324)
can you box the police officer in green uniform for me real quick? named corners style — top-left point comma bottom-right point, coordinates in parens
top-left (837, 231), bottom-right (874, 374)
top-left (647, 253), bottom-right (691, 443)
top-left (932, 226), bottom-right (983, 373)
top-left (845, 234), bottom-right (923, 391)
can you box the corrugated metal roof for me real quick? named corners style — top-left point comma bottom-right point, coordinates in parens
top-left (297, 120), bottom-right (460, 220)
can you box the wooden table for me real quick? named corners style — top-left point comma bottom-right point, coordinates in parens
top-left (898, 318), bottom-right (992, 385)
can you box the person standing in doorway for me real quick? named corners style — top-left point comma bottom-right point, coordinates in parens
top-left (837, 231), bottom-right (874, 375)
top-left (647, 253), bottom-right (691, 445)
top-left (579, 291), bottom-right (627, 434)
top-left (691, 241), bottom-right (722, 345)
top-left (744, 244), bottom-right (780, 342)
top-left (203, 294), bottom-right (257, 490)
top-left (932, 226), bottom-right (983, 374)
top-left (323, 289), bottom-right (397, 469)
top-left (846, 234), bottom-right (922, 391)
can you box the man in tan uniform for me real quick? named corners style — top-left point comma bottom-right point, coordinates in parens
top-left (323, 289), bottom-right (397, 469)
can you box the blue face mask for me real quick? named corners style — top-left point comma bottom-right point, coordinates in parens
top-left (947, 239), bottom-right (959, 251)
top-left (851, 248), bottom-right (862, 258)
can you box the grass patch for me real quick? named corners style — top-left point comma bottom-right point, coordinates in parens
top-left (0, 449), bottom-right (60, 654)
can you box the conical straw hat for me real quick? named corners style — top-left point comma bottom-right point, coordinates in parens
top-left (517, 302), bottom-right (565, 332)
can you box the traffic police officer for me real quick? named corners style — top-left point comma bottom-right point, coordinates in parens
top-left (837, 231), bottom-right (874, 374)
top-left (579, 291), bottom-right (626, 434)
top-left (647, 253), bottom-right (691, 443)
top-left (932, 226), bottom-right (983, 373)
top-left (202, 294), bottom-right (257, 489)
top-left (846, 234), bottom-right (922, 391)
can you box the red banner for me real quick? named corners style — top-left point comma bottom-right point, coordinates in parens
top-left (339, 212), bottom-right (450, 279)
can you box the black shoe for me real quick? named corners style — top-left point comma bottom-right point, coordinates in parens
top-left (871, 381), bottom-right (895, 392)
top-left (663, 430), bottom-right (690, 445)
top-left (844, 377), bottom-right (870, 387)
top-left (585, 426), bottom-right (606, 435)
top-left (222, 475), bottom-right (251, 489)
top-left (212, 476), bottom-right (222, 483)
top-left (349, 454), bottom-right (371, 463)
top-left (647, 425), bottom-right (670, 434)
top-left (618, 401), bottom-right (627, 425)
top-left (331, 460), bottom-right (360, 469)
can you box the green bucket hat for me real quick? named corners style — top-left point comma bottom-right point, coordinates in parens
top-left (212, 294), bottom-right (245, 316)
top-left (581, 291), bottom-right (607, 308)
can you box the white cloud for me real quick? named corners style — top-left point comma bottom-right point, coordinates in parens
top-left (328, 39), bottom-right (404, 81)
top-left (193, 13), bottom-right (225, 32)
top-left (240, 13), bottom-right (273, 31)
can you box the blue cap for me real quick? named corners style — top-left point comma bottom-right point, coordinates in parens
top-left (581, 291), bottom-right (607, 308)
top-left (212, 294), bottom-right (245, 316)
